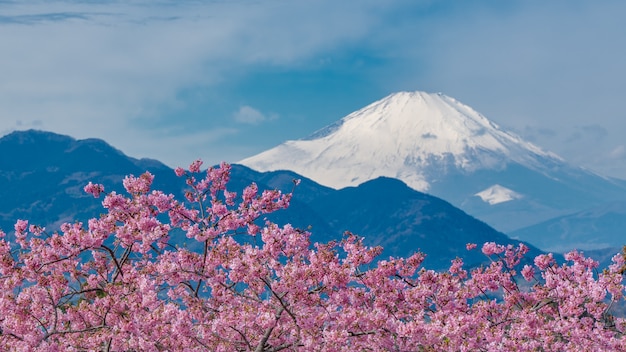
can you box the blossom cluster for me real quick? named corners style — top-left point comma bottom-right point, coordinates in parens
top-left (0, 161), bottom-right (624, 351)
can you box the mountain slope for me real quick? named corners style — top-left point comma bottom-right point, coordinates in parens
top-left (304, 176), bottom-right (541, 269)
top-left (229, 166), bottom-right (543, 269)
top-left (240, 91), bottom-right (626, 233)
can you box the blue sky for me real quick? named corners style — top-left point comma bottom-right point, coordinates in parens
top-left (1, 0), bottom-right (626, 179)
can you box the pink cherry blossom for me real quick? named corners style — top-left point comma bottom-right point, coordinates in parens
top-left (0, 160), bottom-right (623, 351)
top-left (83, 181), bottom-right (104, 198)
top-left (174, 166), bottom-right (185, 177)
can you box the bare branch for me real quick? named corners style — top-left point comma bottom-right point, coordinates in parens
top-left (254, 306), bottom-right (284, 352)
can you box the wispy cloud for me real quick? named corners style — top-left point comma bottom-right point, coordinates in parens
top-left (564, 125), bottom-right (608, 144)
top-left (0, 0), bottom-right (391, 154)
top-left (0, 12), bottom-right (91, 24)
top-left (233, 106), bottom-right (277, 125)
top-left (0, 0), bottom-right (625, 178)
top-left (609, 145), bottom-right (626, 160)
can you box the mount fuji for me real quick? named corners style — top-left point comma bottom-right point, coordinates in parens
top-left (240, 91), bottom-right (626, 235)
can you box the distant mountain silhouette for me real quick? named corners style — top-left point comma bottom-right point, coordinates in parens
top-left (511, 201), bottom-right (626, 252)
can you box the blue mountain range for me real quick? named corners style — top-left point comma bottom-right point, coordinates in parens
top-left (0, 129), bottom-right (543, 270)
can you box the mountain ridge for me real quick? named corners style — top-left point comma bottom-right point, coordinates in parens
top-left (0, 129), bottom-right (544, 269)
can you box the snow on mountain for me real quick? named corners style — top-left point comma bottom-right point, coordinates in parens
top-left (475, 184), bottom-right (523, 205)
top-left (240, 91), bottom-right (626, 234)
top-left (240, 91), bottom-right (561, 192)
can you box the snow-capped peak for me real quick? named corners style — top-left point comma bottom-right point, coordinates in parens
top-left (475, 185), bottom-right (523, 205)
top-left (239, 91), bottom-right (563, 191)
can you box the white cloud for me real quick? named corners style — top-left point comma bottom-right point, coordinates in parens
top-left (0, 0), bottom-right (390, 164)
top-left (609, 145), bottom-right (626, 159)
top-left (233, 106), bottom-right (277, 125)
top-left (233, 106), bottom-right (264, 124)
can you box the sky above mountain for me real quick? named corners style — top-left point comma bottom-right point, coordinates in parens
top-left (1, 0), bottom-right (625, 179)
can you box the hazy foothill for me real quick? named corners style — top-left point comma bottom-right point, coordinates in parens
top-left (1, 91), bottom-right (626, 350)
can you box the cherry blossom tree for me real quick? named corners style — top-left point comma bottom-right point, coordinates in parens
top-left (0, 160), bottom-right (624, 351)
